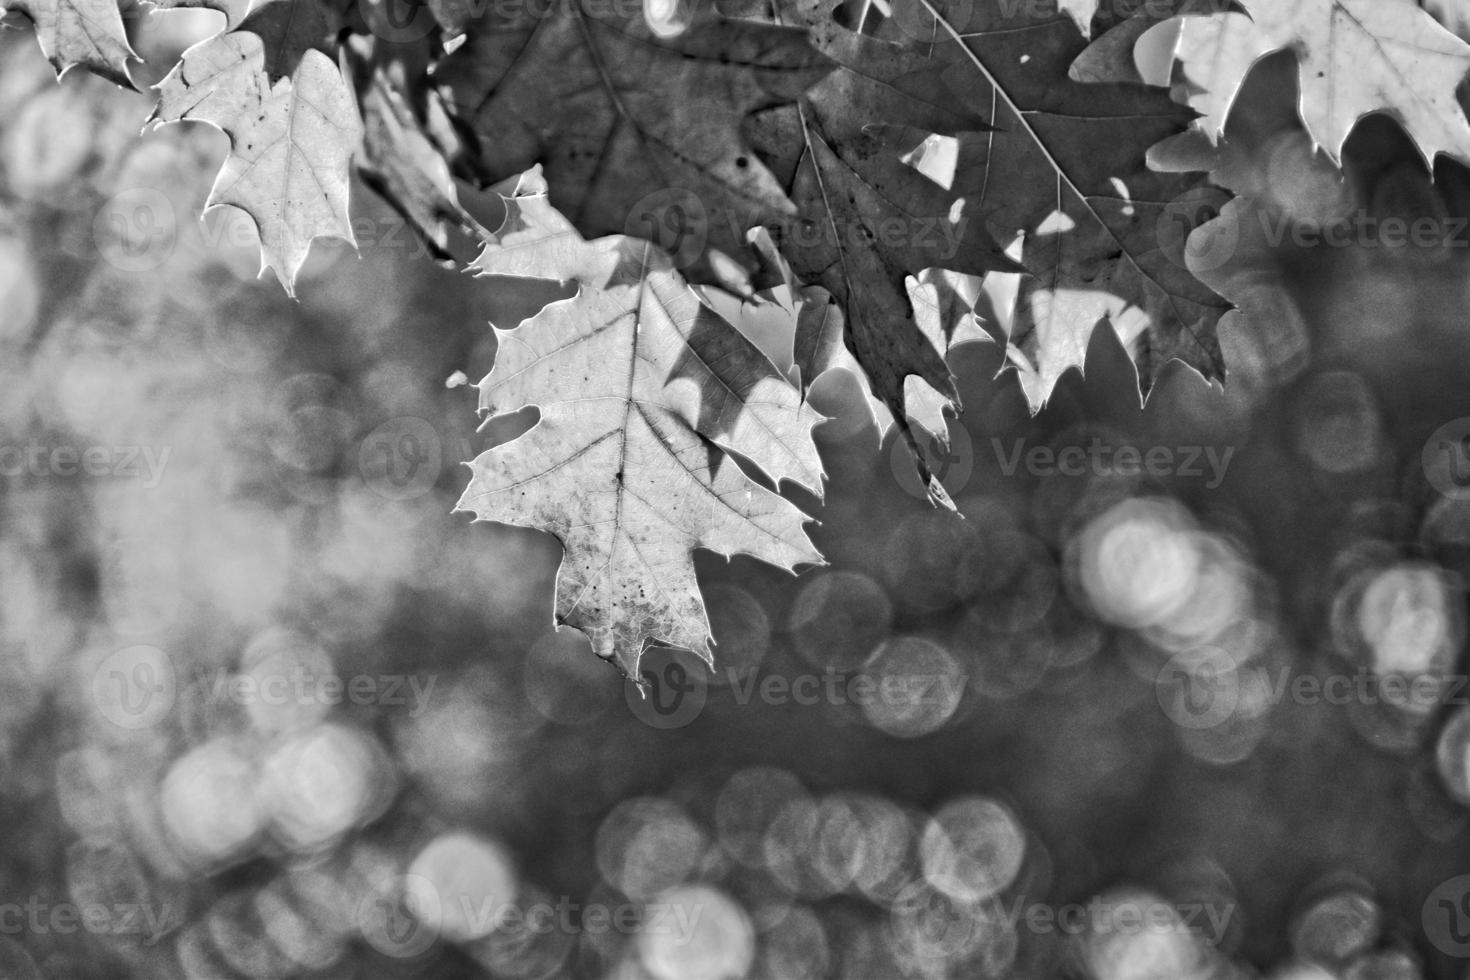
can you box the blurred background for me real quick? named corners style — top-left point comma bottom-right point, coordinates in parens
top-left (7, 6), bottom-right (1470, 979)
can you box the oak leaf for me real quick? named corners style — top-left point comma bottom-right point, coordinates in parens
top-left (437, 0), bottom-right (832, 285)
top-left (150, 32), bottom-right (362, 294)
top-left (455, 167), bottom-right (825, 676)
top-left (881, 0), bottom-right (1230, 409)
top-left (1075, 0), bottom-right (1470, 165)
top-left (2, 0), bottom-right (137, 85)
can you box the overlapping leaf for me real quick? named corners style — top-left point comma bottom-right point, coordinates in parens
top-left (1076, 0), bottom-right (1470, 165)
top-left (142, 0), bottom-right (247, 27)
top-left (740, 0), bottom-right (1018, 480)
top-left (1067, 0), bottom-right (1220, 86)
top-left (742, 225), bottom-right (988, 453)
top-left (436, 0), bottom-right (832, 285)
top-left (348, 47), bottom-right (490, 262)
top-left (455, 167), bottom-right (824, 676)
top-left (1058, 0), bottom-right (1099, 37)
top-left (875, 0), bottom-right (1230, 409)
top-left (1, 0), bottom-right (137, 85)
top-left (150, 28), bottom-right (361, 294)
top-left (793, 266), bottom-right (989, 507)
top-left (233, 0), bottom-right (334, 79)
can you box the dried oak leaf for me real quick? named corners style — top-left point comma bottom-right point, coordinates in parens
top-left (455, 167), bottom-right (825, 677)
top-left (732, 0), bottom-right (1016, 499)
top-left (2, 0), bottom-right (138, 85)
top-left (435, 0), bottom-right (832, 285)
top-left (150, 31), bottom-right (362, 294)
top-left (880, 0), bottom-right (1230, 409)
top-left (1074, 0), bottom-right (1470, 165)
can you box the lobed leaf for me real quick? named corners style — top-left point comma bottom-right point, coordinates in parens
top-left (437, 0), bottom-right (833, 284)
top-left (881, 0), bottom-right (1230, 409)
top-left (456, 167), bottom-right (825, 676)
top-left (2, 0), bottom-right (137, 85)
top-left (151, 31), bottom-right (362, 294)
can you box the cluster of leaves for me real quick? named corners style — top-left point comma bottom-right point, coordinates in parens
top-left (6, 0), bottom-right (1470, 674)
